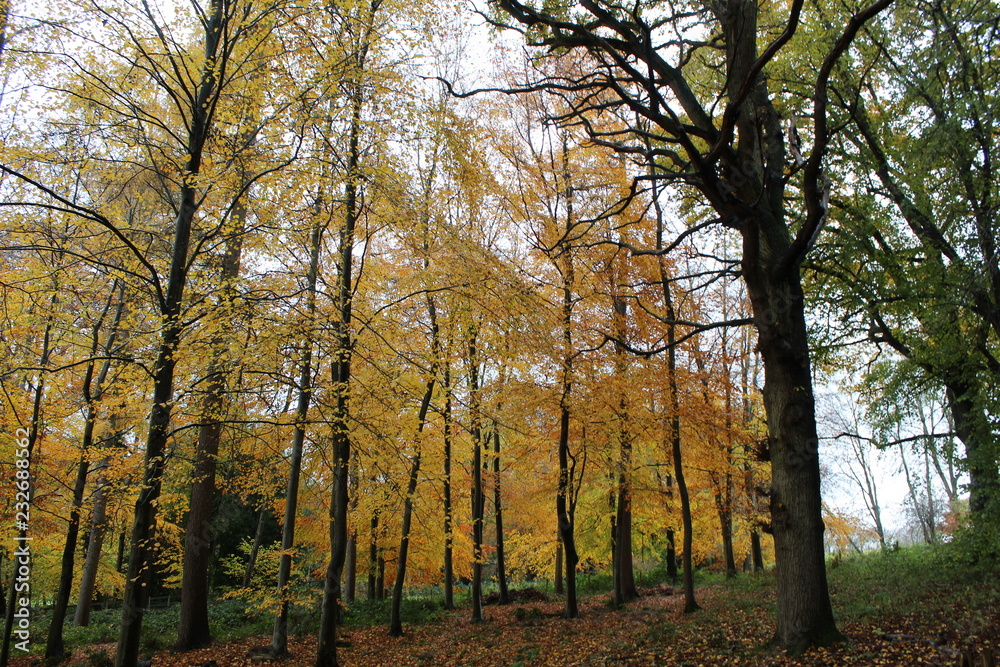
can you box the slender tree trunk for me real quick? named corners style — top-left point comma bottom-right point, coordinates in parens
top-left (556, 402), bottom-right (579, 618)
top-left (657, 230), bottom-right (697, 614)
top-left (242, 505), bottom-right (269, 588)
top-left (390, 298), bottom-right (439, 636)
top-left (75, 462), bottom-right (110, 626)
top-left (315, 24), bottom-right (371, 656)
top-left (555, 141), bottom-right (580, 618)
top-left (554, 538), bottom-right (564, 595)
top-left (48, 291), bottom-right (123, 658)
top-left (442, 364), bottom-right (455, 610)
top-left (466, 325), bottom-right (486, 624)
top-left (272, 220), bottom-right (323, 658)
top-left (611, 295), bottom-right (637, 606)
top-left (115, 2), bottom-right (228, 662)
top-left (493, 424), bottom-right (510, 605)
top-left (368, 513), bottom-right (379, 601)
top-left (345, 534), bottom-right (357, 603)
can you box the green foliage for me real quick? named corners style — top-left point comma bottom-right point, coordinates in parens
top-left (341, 596), bottom-right (447, 629)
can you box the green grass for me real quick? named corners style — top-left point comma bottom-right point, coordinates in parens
top-left (826, 543), bottom-right (995, 623)
top-left (341, 596), bottom-right (448, 629)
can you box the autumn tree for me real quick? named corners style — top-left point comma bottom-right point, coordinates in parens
top-left (484, 0), bottom-right (895, 651)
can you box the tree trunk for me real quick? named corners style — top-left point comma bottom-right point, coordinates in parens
top-left (750, 531), bottom-right (764, 572)
top-left (272, 220), bottom-right (323, 658)
top-left (554, 537), bottom-right (564, 595)
top-left (368, 513), bottom-right (379, 601)
top-left (493, 425), bottom-right (510, 605)
top-left (115, 2), bottom-right (228, 662)
top-left (345, 533), bottom-right (357, 603)
top-left (390, 300), bottom-right (438, 636)
top-left (467, 325), bottom-right (486, 624)
top-left (665, 529), bottom-right (678, 581)
top-left (659, 252), bottom-right (698, 614)
top-left (48, 293), bottom-right (122, 658)
top-left (442, 364), bottom-right (455, 610)
top-left (315, 33), bottom-right (367, 658)
top-left (75, 465), bottom-right (110, 626)
top-left (749, 269), bottom-right (840, 651)
top-left (178, 219), bottom-right (244, 651)
top-left (242, 505), bottom-right (269, 588)
top-left (556, 403), bottom-right (579, 618)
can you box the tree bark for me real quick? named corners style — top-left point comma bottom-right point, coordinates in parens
top-left (554, 537), bottom-right (564, 595)
top-left (315, 19), bottom-right (370, 655)
top-left (115, 0), bottom-right (230, 662)
top-left (178, 211), bottom-right (245, 651)
top-left (493, 424), bottom-right (510, 605)
top-left (74, 464), bottom-right (110, 626)
top-left (442, 363), bottom-right (455, 610)
top-left (271, 220), bottom-right (323, 658)
top-left (48, 291), bottom-right (122, 658)
top-left (242, 505), bottom-right (269, 588)
top-left (389, 298), bottom-right (439, 636)
top-left (466, 325), bottom-right (486, 624)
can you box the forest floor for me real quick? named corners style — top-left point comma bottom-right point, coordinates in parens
top-left (12, 547), bottom-right (1000, 666)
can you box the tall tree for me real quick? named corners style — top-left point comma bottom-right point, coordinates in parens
top-left (811, 0), bottom-right (999, 532)
top-left (316, 3), bottom-right (383, 664)
top-left (46, 285), bottom-right (125, 659)
top-left (488, 0), bottom-right (893, 650)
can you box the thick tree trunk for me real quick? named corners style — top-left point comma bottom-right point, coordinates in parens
top-left (178, 213), bottom-right (245, 651)
top-left (614, 482), bottom-right (637, 604)
top-left (946, 379), bottom-right (998, 517)
top-left (665, 529), bottom-right (678, 581)
top-left (750, 531), bottom-right (764, 572)
top-left (748, 269), bottom-right (841, 652)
